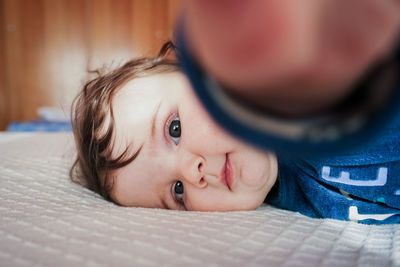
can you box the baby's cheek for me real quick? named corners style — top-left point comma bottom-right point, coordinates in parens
top-left (230, 192), bottom-right (266, 211)
top-left (186, 190), bottom-right (229, 212)
top-left (188, 189), bottom-right (263, 212)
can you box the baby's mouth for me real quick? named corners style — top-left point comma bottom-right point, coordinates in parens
top-left (221, 153), bottom-right (233, 191)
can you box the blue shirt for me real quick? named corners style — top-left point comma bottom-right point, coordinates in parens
top-left (266, 115), bottom-right (400, 224)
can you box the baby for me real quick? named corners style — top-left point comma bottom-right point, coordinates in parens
top-left (71, 42), bottom-right (400, 224)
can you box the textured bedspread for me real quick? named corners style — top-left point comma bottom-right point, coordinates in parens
top-left (1, 133), bottom-right (400, 267)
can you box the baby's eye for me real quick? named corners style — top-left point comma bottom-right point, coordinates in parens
top-left (173, 180), bottom-right (184, 204)
top-left (169, 117), bottom-right (181, 144)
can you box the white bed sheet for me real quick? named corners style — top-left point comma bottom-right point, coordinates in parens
top-left (1, 132), bottom-right (400, 267)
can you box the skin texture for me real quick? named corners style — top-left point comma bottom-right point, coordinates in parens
top-left (184, 0), bottom-right (400, 115)
top-left (108, 72), bottom-right (278, 211)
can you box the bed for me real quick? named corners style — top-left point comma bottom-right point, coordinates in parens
top-left (1, 132), bottom-right (400, 267)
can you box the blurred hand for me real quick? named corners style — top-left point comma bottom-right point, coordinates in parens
top-left (184, 0), bottom-right (400, 116)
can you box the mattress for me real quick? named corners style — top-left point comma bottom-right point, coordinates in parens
top-left (1, 132), bottom-right (400, 267)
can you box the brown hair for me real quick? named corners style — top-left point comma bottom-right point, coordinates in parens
top-left (70, 42), bottom-right (179, 201)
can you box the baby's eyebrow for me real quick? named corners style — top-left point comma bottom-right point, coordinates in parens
top-left (150, 102), bottom-right (162, 146)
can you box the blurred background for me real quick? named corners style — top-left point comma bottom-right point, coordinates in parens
top-left (0, 0), bottom-right (182, 131)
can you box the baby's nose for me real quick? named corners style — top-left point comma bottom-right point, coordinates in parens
top-left (179, 151), bottom-right (206, 188)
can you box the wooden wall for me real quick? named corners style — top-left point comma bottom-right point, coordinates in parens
top-left (0, 0), bottom-right (181, 130)
top-left (0, 0), bottom-right (6, 130)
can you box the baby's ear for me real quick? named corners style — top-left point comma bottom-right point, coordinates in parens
top-left (70, 160), bottom-right (89, 189)
top-left (104, 174), bottom-right (116, 197)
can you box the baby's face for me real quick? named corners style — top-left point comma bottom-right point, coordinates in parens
top-left (109, 72), bottom-right (278, 211)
